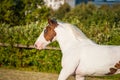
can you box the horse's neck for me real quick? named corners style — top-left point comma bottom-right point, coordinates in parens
top-left (55, 24), bottom-right (95, 54)
top-left (55, 26), bottom-right (75, 51)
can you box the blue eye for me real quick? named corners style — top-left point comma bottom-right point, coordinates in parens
top-left (44, 29), bottom-right (47, 33)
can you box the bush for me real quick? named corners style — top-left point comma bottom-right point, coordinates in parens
top-left (50, 3), bottom-right (71, 20)
top-left (0, 0), bottom-right (49, 26)
top-left (0, 22), bottom-right (61, 73)
top-left (63, 3), bottom-right (120, 44)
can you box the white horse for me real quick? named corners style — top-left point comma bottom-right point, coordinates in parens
top-left (34, 19), bottom-right (120, 80)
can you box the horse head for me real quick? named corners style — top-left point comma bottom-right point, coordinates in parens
top-left (34, 19), bottom-right (58, 50)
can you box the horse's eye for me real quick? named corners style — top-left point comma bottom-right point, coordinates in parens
top-left (44, 29), bottom-right (47, 33)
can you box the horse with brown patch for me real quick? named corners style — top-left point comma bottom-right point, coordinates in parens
top-left (34, 19), bottom-right (120, 80)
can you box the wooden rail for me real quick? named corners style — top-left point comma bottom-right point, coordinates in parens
top-left (0, 43), bottom-right (61, 50)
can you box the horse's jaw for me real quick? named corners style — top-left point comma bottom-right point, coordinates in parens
top-left (34, 32), bottom-right (50, 50)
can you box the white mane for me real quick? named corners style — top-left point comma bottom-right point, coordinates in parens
top-left (58, 22), bottom-right (89, 40)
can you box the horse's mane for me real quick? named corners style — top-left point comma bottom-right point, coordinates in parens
top-left (59, 22), bottom-right (88, 40)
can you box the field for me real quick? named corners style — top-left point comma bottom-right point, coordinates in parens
top-left (0, 68), bottom-right (120, 80)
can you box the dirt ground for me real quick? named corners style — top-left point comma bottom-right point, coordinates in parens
top-left (0, 68), bottom-right (119, 80)
top-left (0, 68), bottom-right (58, 80)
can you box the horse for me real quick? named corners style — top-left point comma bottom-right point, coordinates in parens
top-left (34, 19), bottom-right (120, 80)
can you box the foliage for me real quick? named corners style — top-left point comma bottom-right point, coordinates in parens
top-left (0, 0), bottom-right (49, 26)
top-left (0, 22), bottom-right (61, 73)
top-left (0, 0), bottom-right (25, 26)
top-left (25, 6), bottom-right (50, 24)
top-left (50, 3), bottom-right (71, 20)
top-left (63, 3), bottom-right (120, 45)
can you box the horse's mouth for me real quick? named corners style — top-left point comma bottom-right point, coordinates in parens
top-left (34, 43), bottom-right (45, 50)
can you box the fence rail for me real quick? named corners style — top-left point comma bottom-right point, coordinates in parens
top-left (0, 43), bottom-right (60, 50)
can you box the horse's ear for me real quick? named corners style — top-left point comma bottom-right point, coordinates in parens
top-left (48, 18), bottom-right (52, 25)
top-left (48, 18), bottom-right (57, 25)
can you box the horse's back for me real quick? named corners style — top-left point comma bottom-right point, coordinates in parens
top-left (110, 45), bottom-right (120, 54)
top-left (76, 45), bottom-right (120, 76)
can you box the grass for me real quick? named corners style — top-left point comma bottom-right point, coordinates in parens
top-left (0, 68), bottom-right (120, 80)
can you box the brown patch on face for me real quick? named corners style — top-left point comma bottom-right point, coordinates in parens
top-left (115, 61), bottom-right (120, 69)
top-left (106, 68), bottom-right (117, 75)
top-left (44, 19), bottom-right (58, 42)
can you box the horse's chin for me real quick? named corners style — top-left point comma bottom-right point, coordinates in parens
top-left (36, 46), bottom-right (45, 50)
top-left (38, 47), bottom-right (44, 50)
top-left (34, 40), bottom-right (49, 50)
top-left (35, 43), bottom-right (46, 50)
